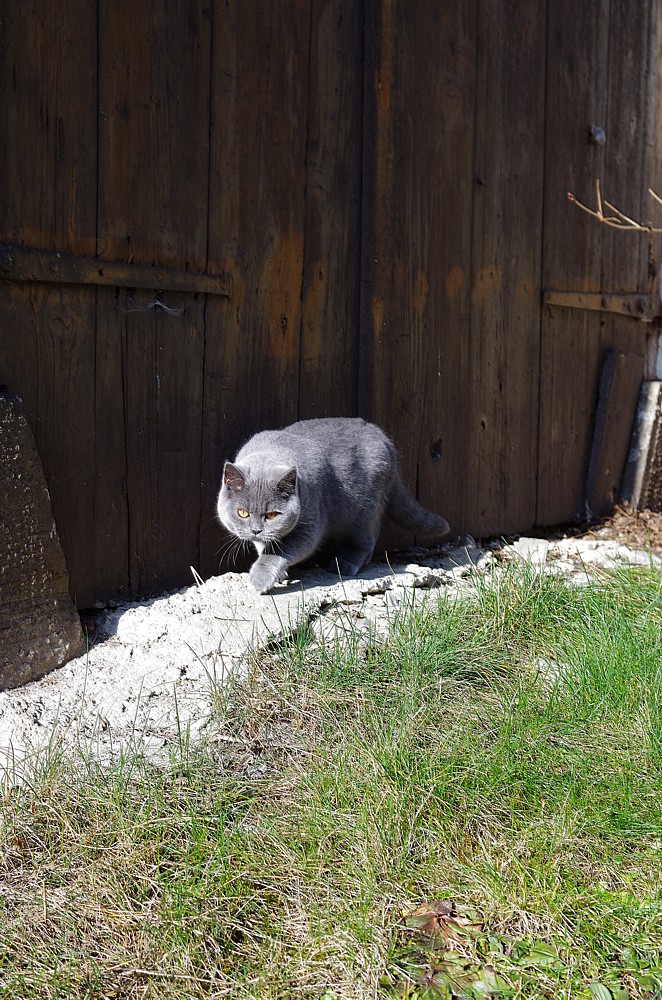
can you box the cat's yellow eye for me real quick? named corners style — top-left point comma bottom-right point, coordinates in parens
top-left (237, 508), bottom-right (250, 519)
top-left (265, 511), bottom-right (279, 520)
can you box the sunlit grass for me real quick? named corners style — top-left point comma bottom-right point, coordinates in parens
top-left (0, 562), bottom-right (660, 998)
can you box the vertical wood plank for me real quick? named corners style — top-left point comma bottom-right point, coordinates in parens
top-left (93, 288), bottom-right (129, 603)
top-left (0, 1), bottom-right (97, 256)
top-left (97, 0), bottom-right (211, 596)
top-left (298, 0), bottom-right (364, 419)
top-left (122, 300), bottom-right (160, 595)
top-left (111, 293), bottom-right (205, 596)
top-left (465, 0), bottom-right (546, 535)
top-left (601, 0), bottom-right (660, 294)
top-left (587, 0), bottom-right (657, 513)
top-left (361, 0), bottom-right (479, 547)
top-left (362, 0), bottom-right (545, 543)
top-left (360, 0), bottom-right (398, 431)
top-left (538, 0), bottom-right (611, 524)
top-left (0, 1), bottom-right (98, 605)
top-left (596, 0), bottom-right (658, 399)
top-left (200, 0), bottom-right (311, 577)
top-left (97, 0), bottom-right (211, 269)
top-left (152, 293), bottom-right (205, 588)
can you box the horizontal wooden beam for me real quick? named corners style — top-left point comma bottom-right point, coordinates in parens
top-left (544, 289), bottom-right (661, 323)
top-left (0, 242), bottom-right (232, 298)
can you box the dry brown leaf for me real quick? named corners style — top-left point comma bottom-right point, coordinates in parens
top-left (403, 900), bottom-right (483, 942)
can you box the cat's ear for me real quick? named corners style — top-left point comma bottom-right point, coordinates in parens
top-left (224, 462), bottom-right (245, 492)
top-left (276, 466), bottom-right (297, 497)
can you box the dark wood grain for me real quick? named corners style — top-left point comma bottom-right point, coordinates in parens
top-left (362, 0), bottom-right (545, 543)
top-left (114, 292), bottom-right (205, 596)
top-left (298, 0), bottom-right (364, 419)
top-left (465, 0), bottom-right (546, 536)
top-left (93, 288), bottom-right (129, 603)
top-left (200, 0), bottom-right (311, 577)
top-left (97, 0), bottom-right (211, 270)
top-left (601, 0), bottom-right (659, 293)
top-left (538, 0), bottom-right (652, 526)
top-left (0, 1), bottom-right (97, 256)
top-left (0, 1), bottom-right (98, 604)
top-left (360, 0), bottom-right (478, 548)
top-left (538, 0), bottom-right (611, 525)
top-left (97, 0), bottom-right (211, 596)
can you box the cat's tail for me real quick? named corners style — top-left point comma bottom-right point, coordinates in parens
top-left (387, 471), bottom-right (450, 540)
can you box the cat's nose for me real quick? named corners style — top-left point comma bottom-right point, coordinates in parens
top-left (251, 527), bottom-right (262, 536)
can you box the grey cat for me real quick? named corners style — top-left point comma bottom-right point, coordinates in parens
top-left (216, 417), bottom-right (450, 594)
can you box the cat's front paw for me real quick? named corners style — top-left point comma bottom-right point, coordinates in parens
top-left (248, 556), bottom-right (289, 594)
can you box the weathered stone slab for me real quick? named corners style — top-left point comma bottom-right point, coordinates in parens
top-left (0, 391), bottom-right (85, 689)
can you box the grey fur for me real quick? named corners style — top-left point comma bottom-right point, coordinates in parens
top-left (216, 417), bottom-right (450, 594)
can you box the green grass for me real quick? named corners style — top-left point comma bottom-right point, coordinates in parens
top-left (0, 563), bottom-right (661, 998)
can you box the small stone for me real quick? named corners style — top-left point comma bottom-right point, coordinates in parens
top-left (511, 537), bottom-right (549, 565)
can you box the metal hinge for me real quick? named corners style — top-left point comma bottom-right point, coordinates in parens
top-left (0, 242), bottom-right (232, 298)
top-left (544, 289), bottom-right (661, 323)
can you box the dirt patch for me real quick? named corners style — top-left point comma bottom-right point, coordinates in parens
top-left (574, 505), bottom-right (662, 553)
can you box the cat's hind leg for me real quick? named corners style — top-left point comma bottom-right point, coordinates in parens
top-left (327, 535), bottom-right (378, 577)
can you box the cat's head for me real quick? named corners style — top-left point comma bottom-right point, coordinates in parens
top-left (217, 460), bottom-right (300, 543)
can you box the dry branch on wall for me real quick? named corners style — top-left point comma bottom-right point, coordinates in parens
top-left (568, 180), bottom-right (662, 234)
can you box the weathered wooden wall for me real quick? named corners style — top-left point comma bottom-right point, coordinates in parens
top-left (538, 0), bottom-right (661, 524)
top-left (1, 0), bottom-right (660, 607)
top-left (361, 0), bottom-right (547, 540)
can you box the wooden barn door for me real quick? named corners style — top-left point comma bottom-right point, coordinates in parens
top-left (538, 0), bottom-right (662, 526)
top-left (2, 1), bottom-right (660, 608)
top-left (0, 0), bottom-right (364, 606)
top-left (361, 0), bottom-right (662, 543)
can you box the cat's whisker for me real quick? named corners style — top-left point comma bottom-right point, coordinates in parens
top-left (217, 532), bottom-right (251, 569)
